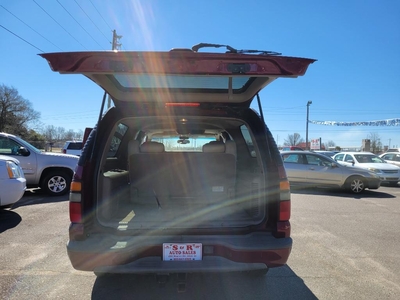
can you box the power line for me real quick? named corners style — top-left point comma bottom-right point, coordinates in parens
top-left (0, 24), bottom-right (44, 52)
top-left (56, 0), bottom-right (105, 50)
top-left (88, 0), bottom-right (126, 51)
top-left (32, 0), bottom-right (87, 50)
top-left (89, 0), bottom-right (113, 31)
top-left (73, 0), bottom-right (111, 45)
top-left (1, 5), bottom-right (63, 51)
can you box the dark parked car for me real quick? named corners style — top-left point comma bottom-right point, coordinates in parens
top-left (40, 44), bottom-right (316, 279)
top-left (313, 150), bottom-right (337, 158)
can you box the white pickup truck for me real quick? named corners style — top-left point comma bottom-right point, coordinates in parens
top-left (0, 132), bottom-right (78, 195)
top-left (62, 141), bottom-right (83, 156)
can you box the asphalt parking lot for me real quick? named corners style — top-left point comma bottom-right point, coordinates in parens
top-left (1, 184), bottom-right (399, 299)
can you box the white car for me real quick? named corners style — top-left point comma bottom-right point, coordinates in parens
top-left (333, 152), bottom-right (400, 186)
top-left (380, 152), bottom-right (400, 168)
top-left (0, 155), bottom-right (26, 208)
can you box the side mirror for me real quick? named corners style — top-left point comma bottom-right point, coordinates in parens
top-left (331, 163), bottom-right (338, 168)
top-left (18, 147), bottom-right (30, 156)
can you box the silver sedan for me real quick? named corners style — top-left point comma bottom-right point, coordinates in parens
top-left (281, 151), bottom-right (381, 193)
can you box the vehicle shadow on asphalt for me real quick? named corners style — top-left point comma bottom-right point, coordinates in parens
top-left (10, 189), bottom-right (69, 209)
top-left (91, 265), bottom-right (317, 300)
top-left (290, 186), bottom-right (397, 199)
top-left (0, 209), bottom-right (22, 233)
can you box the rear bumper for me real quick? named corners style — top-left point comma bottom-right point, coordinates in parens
top-left (67, 232), bottom-right (292, 273)
top-left (94, 256), bottom-right (271, 275)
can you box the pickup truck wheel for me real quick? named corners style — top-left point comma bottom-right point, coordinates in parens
top-left (41, 171), bottom-right (71, 196)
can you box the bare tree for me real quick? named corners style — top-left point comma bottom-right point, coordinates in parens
top-left (326, 140), bottom-right (336, 147)
top-left (0, 84), bottom-right (40, 135)
top-left (322, 140), bottom-right (336, 150)
top-left (367, 132), bottom-right (382, 153)
top-left (64, 129), bottom-right (75, 141)
top-left (284, 133), bottom-right (304, 146)
top-left (55, 127), bottom-right (66, 141)
top-left (1, 84), bottom-right (84, 148)
top-left (73, 129), bottom-right (83, 140)
top-left (42, 125), bottom-right (57, 143)
top-left (42, 125), bottom-right (83, 144)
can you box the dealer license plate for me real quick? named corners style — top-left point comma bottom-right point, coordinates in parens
top-left (163, 243), bottom-right (202, 261)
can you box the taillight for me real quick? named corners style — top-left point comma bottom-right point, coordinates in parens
top-left (276, 165), bottom-right (291, 238)
top-left (69, 181), bottom-right (82, 223)
top-left (69, 202), bottom-right (81, 223)
top-left (69, 170), bottom-right (85, 241)
top-left (62, 149), bottom-right (66, 154)
top-left (279, 200), bottom-right (291, 221)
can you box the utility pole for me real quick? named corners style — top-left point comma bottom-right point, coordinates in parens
top-left (306, 101), bottom-right (312, 150)
top-left (107, 30), bottom-right (123, 108)
top-left (112, 30), bottom-right (122, 51)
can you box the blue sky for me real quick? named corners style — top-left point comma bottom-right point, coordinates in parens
top-left (1, 0), bottom-right (399, 149)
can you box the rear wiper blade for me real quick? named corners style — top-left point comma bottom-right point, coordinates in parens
top-left (234, 49), bottom-right (282, 56)
top-left (191, 43), bottom-right (281, 56)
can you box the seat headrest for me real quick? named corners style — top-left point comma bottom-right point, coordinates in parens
top-left (225, 140), bottom-right (236, 157)
top-left (202, 141), bottom-right (225, 153)
top-left (140, 141), bottom-right (165, 153)
top-left (128, 140), bottom-right (140, 154)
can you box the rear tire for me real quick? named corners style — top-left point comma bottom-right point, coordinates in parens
top-left (347, 176), bottom-right (365, 194)
top-left (41, 171), bottom-right (71, 196)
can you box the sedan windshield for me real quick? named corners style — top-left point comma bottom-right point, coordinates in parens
top-left (354, 154), bottom-right (385, 163)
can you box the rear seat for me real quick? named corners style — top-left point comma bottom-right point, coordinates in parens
top-left (128, 140), bottom-right (236, 204)
top-left (128, 141), bottom-right (168, 200)
top-left (199, 141), bottom-right (236, 200)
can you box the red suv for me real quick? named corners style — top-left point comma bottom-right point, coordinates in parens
top-left (281, 146), bottom-right (304, 151)
top-left (41, 44), bottom-right (315, 279)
